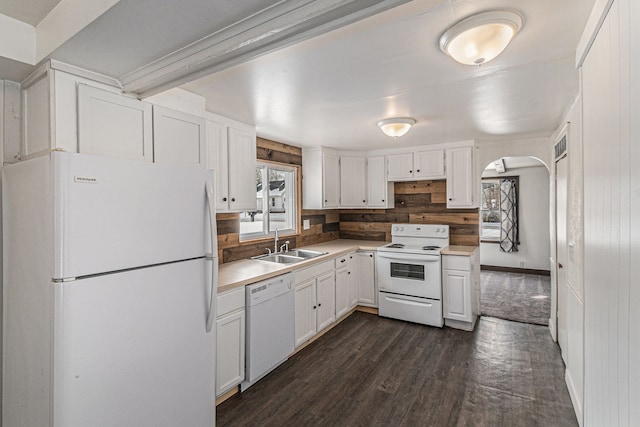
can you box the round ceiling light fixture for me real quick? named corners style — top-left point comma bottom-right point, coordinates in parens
top-left (439, 10), bottom-right (523, 66)
top-left (377, 118), bottom-right (416, 138)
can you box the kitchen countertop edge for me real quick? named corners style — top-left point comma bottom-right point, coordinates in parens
top-left (217, 239), bottom-right (387, 293)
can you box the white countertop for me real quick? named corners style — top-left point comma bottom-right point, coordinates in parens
top-left (218, 239), bottom-right (386, 293)
top-left (441, 245), bottom-right (478, 256)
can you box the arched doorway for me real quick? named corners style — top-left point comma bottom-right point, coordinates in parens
top-left (478, 156), bottom-right (552, 325)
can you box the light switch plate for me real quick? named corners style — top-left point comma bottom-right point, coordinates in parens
top-left (303, 219), bottom-right (310, 230)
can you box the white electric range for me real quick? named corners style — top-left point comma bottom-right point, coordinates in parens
top-left (376, 224), bottom-right (449, 327)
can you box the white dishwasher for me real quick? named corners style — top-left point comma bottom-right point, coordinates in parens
top-left (241, 273), bottom-right (295, 392)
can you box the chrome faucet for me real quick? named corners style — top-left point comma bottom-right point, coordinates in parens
top-left (274, 229), bottom-right (279, 254)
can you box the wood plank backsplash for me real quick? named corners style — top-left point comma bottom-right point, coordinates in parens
top-left (339, 180), bottom-right (479, 246)
top-left (217, 138), bottom-right (478, 263)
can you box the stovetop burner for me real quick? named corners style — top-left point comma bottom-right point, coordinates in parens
top-left (386, 243), bottom-right (405, 248)
top-left (422, 246), bottom-right (441, 251)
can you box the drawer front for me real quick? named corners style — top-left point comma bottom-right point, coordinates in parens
top-left (442, 254), bottom-right (471, 271)
top-left (334, 255), bottom-right (349, 268)
top-left (378, 292), bottom-right (443, 327)
top-left (217, 287), bottom-right (245, 318)
top-left (295, 260), bottom-right (334, 285)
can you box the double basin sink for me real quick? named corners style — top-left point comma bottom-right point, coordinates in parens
top-left (251, 249), bottom-right (328, 264)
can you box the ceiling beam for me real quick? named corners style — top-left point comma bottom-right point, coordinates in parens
top-left (121, 0), bottom-right (411, 98)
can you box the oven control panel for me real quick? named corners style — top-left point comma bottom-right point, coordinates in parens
top-left (391, 224), bottom-right (449, 238)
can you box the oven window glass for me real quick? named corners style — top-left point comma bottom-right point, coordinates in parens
top-left (390, 262), bottom-right (425, 280)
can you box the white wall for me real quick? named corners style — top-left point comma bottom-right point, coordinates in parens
top-left (480, 165), bottom-right (550, 270)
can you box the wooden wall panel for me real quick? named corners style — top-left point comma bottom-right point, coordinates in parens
top-left (340, 180), bottom-right (479, 246)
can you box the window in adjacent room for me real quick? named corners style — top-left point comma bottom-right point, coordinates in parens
top-left (239, 162), bottom-right (297, 240)
top-left (480, 176), bottom-right (519, 243)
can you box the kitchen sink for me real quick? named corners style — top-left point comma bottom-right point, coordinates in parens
top-left (251, 249), bottom-right (328, 264)
top-left (252, 254), bottom-right (305, 264)
top-left (285, 249), bottom-right (328, 259)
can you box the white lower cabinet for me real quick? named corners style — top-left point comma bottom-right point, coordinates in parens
top-left (294, 261), bottom-right (336, 348)
top-left (215, 287), bottom-right (245, 397)
top-left (442, 250), bottom-right (479, 331)
top-left (355, 251), bottom-right (376, 306)
top-left (335, 254), bottom-right (356, 319)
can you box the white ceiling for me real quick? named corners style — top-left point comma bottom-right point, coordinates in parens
top-left (1, 0), bottom-right (595, 152)
top-left (0, 0), bottom-right (61, 25)
top-left (183, 0), bottom-right (594, 150)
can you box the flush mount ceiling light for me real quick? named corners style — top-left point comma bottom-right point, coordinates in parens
top-left (377, 118), bottom-right (416, 138)
top-left (439, 10), bottom-right (523, 66)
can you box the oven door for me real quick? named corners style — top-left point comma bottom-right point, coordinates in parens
top-left (376, 252), bottom-right (442, 299)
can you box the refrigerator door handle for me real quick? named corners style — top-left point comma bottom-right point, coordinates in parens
top-left (205, 179), bottom-right (217, 333)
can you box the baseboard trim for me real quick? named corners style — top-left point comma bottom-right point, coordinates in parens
top-left (565, 369), bottom-right (583, 426)
top-left (548, 317), bottom-right (557, 342)
top-left (481, 265), bottom-right (551, 276)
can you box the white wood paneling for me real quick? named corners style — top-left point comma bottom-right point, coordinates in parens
top-left (581, 0), bottom-right (638, 424)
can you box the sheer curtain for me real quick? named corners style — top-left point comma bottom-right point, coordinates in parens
top-left (499, 178), bottom-right (518, 252)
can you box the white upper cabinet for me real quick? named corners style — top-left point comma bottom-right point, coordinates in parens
top-left (387, 152), bottom-right (414, 180)
top-left (77, 84), bottom-right (152, 162)
top-left (302, 147), bottom-right (340, 209)
top-left (152, 105), bottom-right (205, 167)
top-left (414, 149), bottom-right (445, 179)
top-left (227, 127), bottom-right (257, 211)
top-left (446, 146), bottom-right (476, 208)
top-left (367, 155), bottom-right (394, 208)
top-left (205, 114), bottom-right (256, 212)
top-left (21, 65), bottom-right (126, 160)
top-left (340, 156), bottom-right (367, 207)
top-left (205, 120), bottom-right (229, 211)
top-left (388, 149), bottom-right (445, 181)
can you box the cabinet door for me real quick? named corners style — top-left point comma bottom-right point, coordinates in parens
top-left (446, 146), bottom-right (475, 207)
top-left (387, 152), bottom-right (414, 181)
top-left (356, 252), bottom-right (376, 306)
top-left (323, 151), bottom-right (340, 208)
top-left (335, 267), bottom-right (350, 319)
top-left (367, 155), bottom-right (392, 207)
top-left (215, 310), bottom-right (245, 396)
top-left (153, 106), bottom-right (205, 167)
top-left (78, 85), bottom-right (152, 162)
top-left (347, 254), bottom-right (358, 308)
top-left (205, 120), bottom-right (229, 211)
top-left (294, 279), bottom-right (317, 347)
top-left (414, 149), bottom-right (445, 179)
top-left (443, 269), bottom-right (471, 322)
top-left (227, 127), bottom-right (257, 211)
top-left (340, 156), bottom-right (367, 207)
top-left (315, 271), bottom-right (336, 332)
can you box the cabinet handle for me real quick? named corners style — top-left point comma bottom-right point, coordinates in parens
top-left (382, 199), bottom-right (385, 202)
top-left (222, 197), bottom-right (227, 202)
top-left (449, 198), bottom-right (453, 201)
top-left (318, 303), bottom-right (322, 307)
top-left (370, 254), bottom-right (373, 258)
top-left (313, 305), bottom-right (317, 309)
top-left (348, 272), bottom-right (351, 275)
top-left (409, 170), bottom-right (412, 173)
top-left (341, 259), bottom-right (345, 263)
top-left (231, 197), bottom-right (236, 202)
top-left (417, 169), bottom-right (420, 173)
top-left (325, 199), bottom-right (328, 203)
top-left (363, 200), bottom-right (366, 203)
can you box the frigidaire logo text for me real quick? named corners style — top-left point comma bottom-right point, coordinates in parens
top-left (74, 176), bottom-right (98, 184)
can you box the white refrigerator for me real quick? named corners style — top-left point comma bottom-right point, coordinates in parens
top-left (2, 152), bottom-right (218, 427)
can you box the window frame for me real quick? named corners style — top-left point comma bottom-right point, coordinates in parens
top-left (239, 160), bottom-right (299, 242)
top-left (480, 175), bottom-right (519, 244)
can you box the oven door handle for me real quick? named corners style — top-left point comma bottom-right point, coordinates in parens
top-left (383, 295), bottom-right (433, 307)
top-left (377, 253), bottom-right (440, 262)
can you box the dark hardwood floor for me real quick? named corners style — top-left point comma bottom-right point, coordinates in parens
top-left (217, 312), bottom-right (577, 426)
